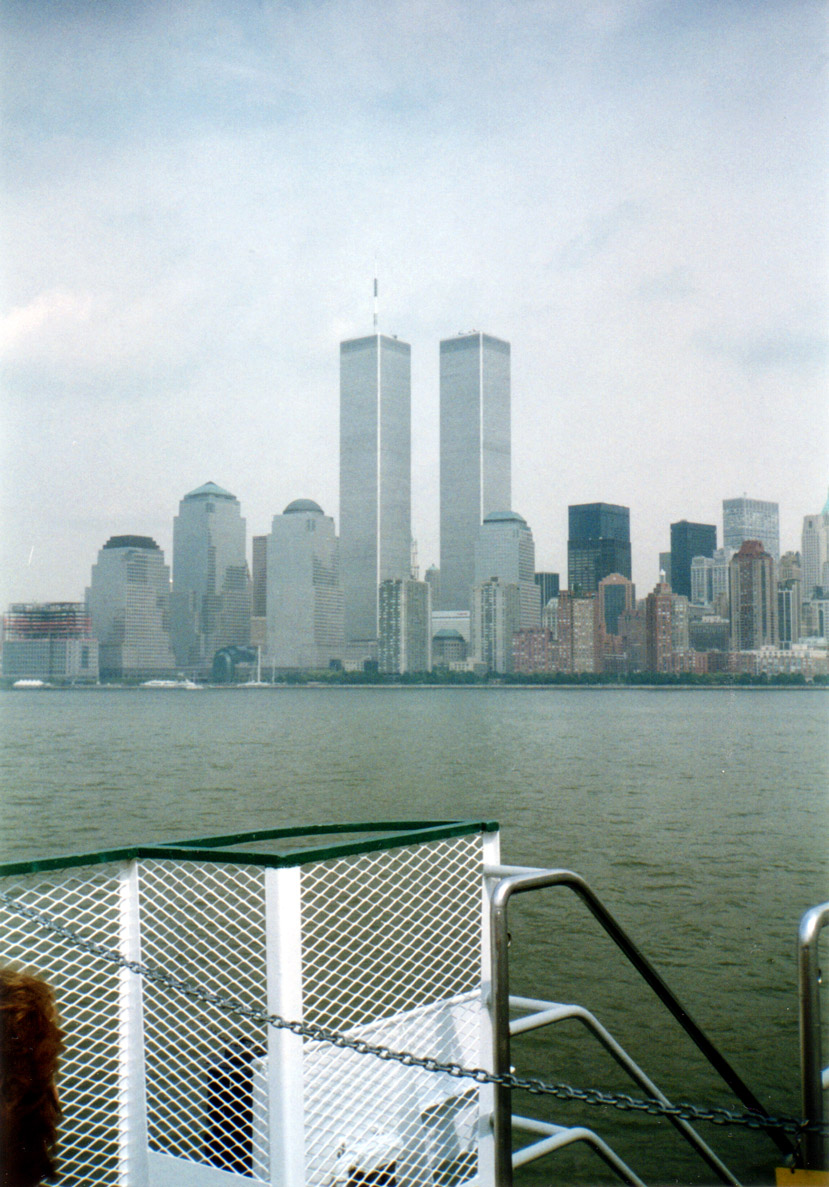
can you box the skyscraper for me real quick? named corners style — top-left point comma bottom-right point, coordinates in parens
top-left (568, 504), bottom-right (631, 592)
top-left (729, 540), bottom-right (778, 650)
top-left (340, 334), bottom-right (411, 645)
top-left (556, 591), bottom-right (600, 674)
top-left (670, 520), bottom-right (716, 599)
top-left (266, 499), bottom-right (343, 670)
top-left (171, 482), bottom-right (250, 675)
top-left (801, 500), bottom-right (829, 598)
top-left (474, 511), bottom-right (539, 627)
top-left (439, 332), bottom-right (510, 611)
top-left (378, 578), bottom-right (431, 674)
top-left (470, 578), bottom-right (521, 673)
top-left (723, 498), bottom-right (780, 562)
top-left (597, 573), bottom-right (635, 636)
top-left (87, 536), bottom-right (176, 678)
top-left (645, 580), bottom-right (674, 673)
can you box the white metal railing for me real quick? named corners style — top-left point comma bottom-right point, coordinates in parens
top-left (0, 822), bottom-right (499, 1187)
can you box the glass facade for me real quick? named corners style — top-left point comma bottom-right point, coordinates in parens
top-left (87, 537), bottom-right (176, 678)
top-left (171, 483), bottom-right (250, 674)
top-left (723, 498), bottom-right (780, 562)
top-left (474, 511), bottom-right (538, 628)
top-left (567, 503), bottom-right (631, 593)
top-left (340, 335), bottom-right (411, 644)
top-left (266, 501), bottom-right (344, 670)
top-left (439, 333), bottom-right (510, 612)
top-left (670, 520), bottom-right (716, 599)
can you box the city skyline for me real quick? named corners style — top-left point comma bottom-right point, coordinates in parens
top-left (2, 2), bottom-right (826, 607)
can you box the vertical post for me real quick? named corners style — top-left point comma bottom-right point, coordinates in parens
top-left (489, 871), bottom-right (514, 1187)
top-left (799, 902), bottom-right (829, 1170)
top-left (478, 829), bottom-right (501, 1187)
top-left (118, 859), bottom-right (149, 1186)
top-left (265, 866), bottom-right (306, 1185)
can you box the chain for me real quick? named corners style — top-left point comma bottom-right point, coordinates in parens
top-left (3, 891), bottom-right (827, 1140)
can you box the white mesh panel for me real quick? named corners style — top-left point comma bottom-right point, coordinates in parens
top-left (300, 834), bottom-right (484, 1186)
top-left (138, 860), bottom-right (268, 1179)
top-left (0, 866), bottom-right (124, 1186)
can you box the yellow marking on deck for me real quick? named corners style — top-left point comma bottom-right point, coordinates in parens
top-left (775, 1169), bottom-right (829, 1185)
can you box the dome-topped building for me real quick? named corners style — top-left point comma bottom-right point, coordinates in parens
top-left (266, 500), bottom-right (344, 670)
top-left (171, 482), bottom-right (250, 675)
top-left (284, 499), bottom-right (324, 516)
top-left (474, 509), bottom-right (539, 629)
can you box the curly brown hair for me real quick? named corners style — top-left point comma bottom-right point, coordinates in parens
top-left (0, 969), bottom-right (64, 1187)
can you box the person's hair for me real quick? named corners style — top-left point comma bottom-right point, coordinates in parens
top-left (0, 969), bottom-right (64, 1187)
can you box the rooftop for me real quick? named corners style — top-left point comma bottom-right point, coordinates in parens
top-left (284, 498), bottom-right (324, 515)
top-left (183, 482), bottom-right (237, 502)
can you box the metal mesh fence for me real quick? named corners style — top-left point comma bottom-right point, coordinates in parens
top-left (0, 827), bottom-right (489, 1186)
top-left (300, 834), bottom-right (484, 1186)
top-left (0, 865), bottom-right (124, 1186)
top-left (138, 859), bottom-right (269, 1178)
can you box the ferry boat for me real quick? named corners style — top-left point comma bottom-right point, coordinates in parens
top-left (0, 821), bottom-right (826, 1186)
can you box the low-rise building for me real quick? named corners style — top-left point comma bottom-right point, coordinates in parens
top-left (2, 603), bottom-right (99, 682)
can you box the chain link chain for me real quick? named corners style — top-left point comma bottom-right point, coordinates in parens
top-left (3, 891), bottom-right (826, 1140)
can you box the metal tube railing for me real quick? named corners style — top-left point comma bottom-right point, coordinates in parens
top-left (511, 1115), bottom-right (646, 1185)
top-left (509, 996), bottom-right (740, 1185)
top-left (799, 901), bottom-right (829, 1170)
top-left (487, 865), bottom-right (795, 1185)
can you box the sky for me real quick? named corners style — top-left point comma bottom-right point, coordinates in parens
top-left (2, 0), bottom-right (827, 607)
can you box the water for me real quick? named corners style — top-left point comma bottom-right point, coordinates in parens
top-left (1, 685), bottom-right (827, 1185)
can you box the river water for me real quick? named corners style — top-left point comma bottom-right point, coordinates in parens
top-left (1, 685), bottom-right (827, 1185)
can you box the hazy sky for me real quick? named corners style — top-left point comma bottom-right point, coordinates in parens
top-left (2, 0), bottom-right (827, 606)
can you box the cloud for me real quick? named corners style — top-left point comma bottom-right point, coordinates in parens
top-left (696, 328), bottom-right (829, 377)
top-left (0, 289), bottom-right (95, 355)
top-left (554, 201), bottom-right (647, 270)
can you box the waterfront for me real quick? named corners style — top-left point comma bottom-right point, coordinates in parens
top-left (1, 686), bottom-right (827, 1184)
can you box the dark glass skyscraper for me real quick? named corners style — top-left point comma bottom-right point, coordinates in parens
top-left (439, 332), bottom-right (510, 611)
top-left (567, 503), bottom-right (631, 592)
top-left (670, 520), bottom-right (716, 599)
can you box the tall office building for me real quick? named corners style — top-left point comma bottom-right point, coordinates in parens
top-left (556, 591), bottom-right (600, 674)
top-left (439, 332), bottom-right (510, 611)
top-left (670, 521), bottom-right (716, 600)
top-left (87, 536), bottom-right (176, 678)
top-left (535, 572), bottom-right (560, 609)
top-left (645, 580), bottom-right (674, 673)
top-left (251, 536), bottom-right (268, 618)
top-left (778, 582), bottom-right (802, 648)
top-left (723, 498), bottom-right (780, 562)
top-left (474, 511), bottom-right (539, 627)
top-left (378, 578), bottom-right (431, 674)
top-left (340, 334), bottom-right (411, 646)
top-left (470, 578), bottom-right (521, 674)
top-left (171, 482), bottom-right (250, 675)
top-left (266, 499), bottom-right (343, 670)
top-left (568, 504), bottom-right (631, 592)
top-left (801, 502), bottom-right (829, 598)
top-left (729, 540), bottom-right (778, 650)
top-left (597, 573), bottom-right (635, 637)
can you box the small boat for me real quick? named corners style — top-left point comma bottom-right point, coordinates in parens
top-left (140, 678), bottom-right (202, 690)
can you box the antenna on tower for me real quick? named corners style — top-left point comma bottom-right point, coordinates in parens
top-left (373, 260), bottom-right (379, 333)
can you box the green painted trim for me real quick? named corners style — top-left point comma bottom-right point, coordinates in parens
top-left (161, 819), bottom-right (497, 850)
top-left (0, 820), bottom-right (499, 878)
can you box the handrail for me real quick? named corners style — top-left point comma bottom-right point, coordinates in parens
top-left (509, 996), bottom-right (740, 1185)
top-left (511, 1115), bottom-right (646, 1185)
top-left (486, 865), bottom-right (795, 1186)
top-left (799, 901), bottom-right (829, 1170)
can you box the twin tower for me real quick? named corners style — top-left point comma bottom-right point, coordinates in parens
top-left (339, 329), bottom-right (511, 647)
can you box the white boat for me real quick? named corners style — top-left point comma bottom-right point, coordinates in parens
top-left (140, 679), bottom-right (202, 690)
